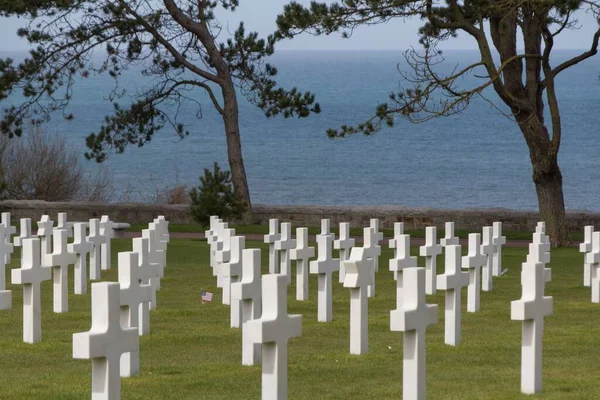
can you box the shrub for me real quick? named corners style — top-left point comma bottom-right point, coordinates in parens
top-left (189, 162), bottom-right (246, 227)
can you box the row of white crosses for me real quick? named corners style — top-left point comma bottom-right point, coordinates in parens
top-left (580, 225), bottom-right (600, 303)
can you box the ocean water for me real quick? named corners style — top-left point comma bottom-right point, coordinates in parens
top-left (1, 50), bottom-right (599, 211)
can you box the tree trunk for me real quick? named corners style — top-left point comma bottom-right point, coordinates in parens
top-left (222, 85), bottom-right (253, 224)
top-left (517, 114), bottom-right (571, 247)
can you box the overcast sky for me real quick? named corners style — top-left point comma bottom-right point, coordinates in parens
top-left (0, 1), bottom-right (598, 51)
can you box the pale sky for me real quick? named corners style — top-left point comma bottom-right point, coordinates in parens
top-left (0, 1), bottom-right (598, 51)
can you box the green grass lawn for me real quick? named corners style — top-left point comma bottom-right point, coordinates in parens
top-left (0, 239), bottom-right (598, 399)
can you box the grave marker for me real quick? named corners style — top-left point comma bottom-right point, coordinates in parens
top-left (362, 227), bottom-right (380, 298)
top-left (481, 226), bottom-right (496, 292)
top-left (526, 233), bottom-right (551, 283)
top-left (440, 222), bottom-right (459, 247)
top-left (388, 222), bottom-right (405, 257)
top-left (87, 219), bottom-right (105, 281)
top-left (419, 226), bottom-right (442, 295)
top-left (369, 219), bottom-right (383, 272)
top-left (142, 226), bottom-right (165, 309)
top-left (389, 233), bottom-right (417, 310)
top-left (290, 227), bottom-right (314, 301)
top-left (344, 247), bottom-right (373, 355)
top-left (1, 212), bottom-right (15, 264)
top-left (100, 216), bottom-right (115, 271)
top-left (11, 238), bottom-right (52, 343)
top-left (274, 222), bottom-right (296, 285)
top-left (155, 215), bottom-right (170, 253)
top-left (390, 267), bottom-right (438, 400)
top-left (73, 282), bottom-right (139, 400)
top-left (580, 226), bottom-right (594, 287)
top-left (586, 232), bottom-right (600, 303)
top-left (309, 231), bottom-right (339, 322)
top-left (118, 251), bottom-right (151, 377)
top-left (221, 236), bottom-right (245, 328)
top-left (68, 223), bottom-right (93, 295)
top-left (46, 229), bottom-right (77, 313)
top-left (14, 218), bottom-right (36, 249)
top-left (334, 222), bottom-right (355, 283)
top-left (205, 216), bottom-right (220, 270)
top-left (0, 224), bottom-right (11, 310)
top-left (511, 261), bottom-right (553, 394)
top-left (132, 237), bottom-right (161, 335)
top-left (247, 274), bottom-right (302, 400)
top-left (37, 215), bottom-right (54, 260)
top-left (462, 233), bottom-right (486, 313)
top-left (231, 248), bottom-right (262, 366)
top-left (216, 228), bottom-right (236, 305)
top-left (437, 245), bottom-right (469, 346)
top-left (264, 219), bottom-right (280, 274)
top-left (56, 212), bottom-right (73, 238)
top-left (492, 222), bottom-right (507, 277)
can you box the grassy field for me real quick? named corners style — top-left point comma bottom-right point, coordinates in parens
top-left (0, 238), bottom-right (598, 399)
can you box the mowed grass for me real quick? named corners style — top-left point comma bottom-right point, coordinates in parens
top-left (0, 238), bottom-right (599, 399)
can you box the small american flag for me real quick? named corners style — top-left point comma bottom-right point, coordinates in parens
top-left (201, 290), bottom-right (213, 303)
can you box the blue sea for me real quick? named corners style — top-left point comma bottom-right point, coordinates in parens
top-left (1, 50), bottom-right (599, 211)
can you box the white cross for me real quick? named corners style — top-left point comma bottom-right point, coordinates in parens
top-left (309, 232), bottom-right (339, 322)
top-left (118, 251), bottom-right (151, 377)
top-left (132, 237), bottom-right (161, 335)
top-left (362, 227), bottom-right (380, 298)
top-left (231, 248), bottom-right (263, 366)
top-left (344, 247), bottom-right (373, 355)
top-left (388, 222), bottom-right (405, 257)
top-left (205, 216), bottom-right (220, 269)
top-left (586, 232), bottom-right (600, 303)
top-left (100, 215), bottom-right (115, 271)
top-left (73, 282), bottom-right (139, 400)
top-left (440, 222), bottom-right (459, 247)
top-left (274, 222), bottom-right (296, 285)
top-left (389, 233), bottom-right (417, 311)
top-left (511, 261), bottom-right (553, 394)
top-left (222, 236), bottom-right (245, 327)
top-left (11, 238), bottom-right (52, 343)
top-left (215, 226), bottom-right (233, 289)
top-left (216, 228), bottom-right (235, 304)
top-left (535, 222), bottom-right (550, 249)
top-left (210, 220), bottom-right (226, 282)
top-left (87, 219), bottom-right (105, 281)
top-left (14, 218), bottom-right (37, 261)
top-left (492, 222), bottom-right (507, 277)
top-left (264, 219), bottom-right (280, 274)
top-left (154, 215), bottom-right (170, 252)
top-left (319, 218), bottom-right (335, 240)
top-left (37, 215), bottom-right (54, 262)
top-left (419, 226), bottom-right (442, 295)
top-left (290, 227), bottom-right (315, 301)
top-left (437, 244), bottom-right (469, 346)
top-left (390, 267), bottom-right (438, 400)
top-left (247, 274), bottom-right (302, 400)
top-left (480, 226), bottom-right (497, 292)
top-left (334, 222), bottom-right (355, 284)
top-left (56, 212), bottom-right (73, 238)
top-left (142, 226), bottom-right (165, 309)
top-left (525, 233), bottom-right (551, 283)
top-left (0, 224), bottom-right (12, 294)
top-left (580, 226), bottom-right (594, 287)
top-left (46, 229), bottom-right (76, 313)
top-left (1, 212), bottom-right (15, 264)
top-left (462, 233), bottom-right (487, 313)
top-left (68, 223), bottom-right (93, 295)
top-left (369, 219), bottom-right (383, 273)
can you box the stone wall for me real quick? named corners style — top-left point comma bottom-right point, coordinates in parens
top-left (0, 200), bottom-right (598, 232)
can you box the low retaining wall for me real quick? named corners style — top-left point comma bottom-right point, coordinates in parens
top-left (0, 200), bottom-right (598, 232)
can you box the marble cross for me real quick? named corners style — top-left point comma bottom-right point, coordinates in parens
top-left (480, 226), bottom-right (496, 292)
top-left (586, 231), bottom-right (600, 303)
top-left (369, 219), bottom-right (383, 272)
top-left (389, 222), bottom-right (404, 257)
top-left (1, 212), bottom-right (15, 264)
top-left (419, 226), bottom-right (442, 295)
top-left (344, 247), bottom-right (373, 355)
top-left (132, 237), bottom-right (161, 335)
top-left (87, 219), bottom-right (105, 281)
top-left (274, 222), bottom-right (296, 285)
top-left (73, 282), bottom-right (139, 400)
top-left (142, 226), bottom-right (165, 309)
top-left (362, 227), bottom-right (380, 298)
top-left (14, 218), bottom-right (36, 250)
top-left (319, 218), bottom-right (335, 240)
top-left (221, 236), bottom-right (245, 327)
top-left (264, 219), bottom-right (280, 274)
top-left (389, 233), bottom-right (417, 311)
top-left (580, 226), bottom-right (594, 287)
top-left (210, 220), bottom-right (226, 282)
top-left (46, 229), bottom-right (77, 313)
top-left (492, 222), bottom-right (507, 277)
top-left (511, 261), bottom-right (553, 395)
top-left (334, 222), bottom-right (355, 283)
top-left (205, 216), bottom-right (220, 269)
top-left (37, 215), bottom-right (54, 261)
top-left (526, 233), bottom-right (551, 283)
top-left (440, 221), bottom-right (459, 247)
top-left (290, 227), bottom-right (314, 301)
top-left (68, 223), bottom-right (93, 295)
top-left (309, 232), bottom-right (339, 322)
top-left (154, 215), bottom-right (170, 252)
top-left (56, 212), bottom-right (74, 238)
top-left (535, 222), bottom-right (551, 250)
top-left (231, 248), bottom-right (262, 366)
top-left (247, 274), bottom-right (302, 400)
top-left (437, 244), bottom-right (469, 346)
top-left (100, 215), bottom-right (115, 271)
top-left (118, 251), bottom-right (151, 377)
top-left (0, 224), bottom-right (11, 310)
top-left (216, 228), bottom-right (236, 305)
top-left (390, 267), bottom-right (438, 400)
top-left (462, 233), bottom-right (486, 313)
top-left (11, 238), bottom-right (52, 343)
